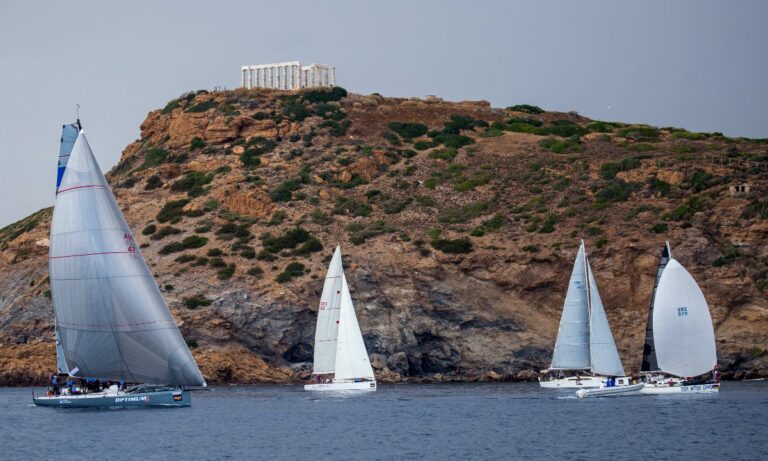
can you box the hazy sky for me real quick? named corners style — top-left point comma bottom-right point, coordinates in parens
top-left (1, 0), bottom-right (766, 228)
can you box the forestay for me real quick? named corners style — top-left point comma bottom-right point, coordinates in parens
top-left (550, 243), bottom-right (591, 370)
top-left (311, 247), bottom-right (343, 374)
top-left (49, 131), bottom-right (205, 387)
top-left (586, 261), bottom-right (625, 377)
top-left (651, 259), bottom-right (717, 377)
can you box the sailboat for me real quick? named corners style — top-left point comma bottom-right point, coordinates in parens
top-left (639, 242), bottom-right (719, 394)
top-left (540, 241), bottom-right (626, 389)
top-left (305, 246), bottom-right (376, 391)
top-left (34, 127), bottom-right (206, 408)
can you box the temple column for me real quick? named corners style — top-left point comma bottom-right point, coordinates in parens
top-left (270, 66), bottom-right (275, 88)
top-left (331, 67), bottom-right (336, 86)
top-left (324, 67), bottom-right (329, 87)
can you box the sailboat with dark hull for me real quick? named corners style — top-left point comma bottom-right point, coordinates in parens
top-left (34, 125), bottom-right (206, 408)
top-left (639, 242), bottom-right (719, 394)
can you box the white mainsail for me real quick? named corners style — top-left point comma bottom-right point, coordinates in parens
top-left (49, 131), bottom-right (205, 387)
top-left (311, 246), bottom-right (374, 382)
top-left (551, 243), bottom-right (590, 370)
top-left (311, 248), bottom-right (343, 374)
top-left (550, 241), bottom-right (624, 376)
top-left (651, 258), bottom-right (717, 377)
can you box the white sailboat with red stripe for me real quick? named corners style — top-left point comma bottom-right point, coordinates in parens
top-left (305, 246), bottom-right (376, 391)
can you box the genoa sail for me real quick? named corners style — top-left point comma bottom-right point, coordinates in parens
top-left (585, 260), bottom-right (625, 377)
top-left (641, 242), bottom-right (672, 372)
top-left (550, 242), bottom-right (591, 370)
top-left (651, 258), bottom-right (717, 377)
top-left (333, 272), bottom-right (375, 382)
top-left (311, 248), bottom-right (344, 375)
top-left (49, 131), bottom-right (205, 387)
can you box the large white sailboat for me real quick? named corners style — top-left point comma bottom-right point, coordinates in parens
top-left (540, 241), bottom-right (626, 389)
top-left (305, 246), bottom-right (376, 391)
top-left (639, 242), bottom-right (719, 394)
top-left (34, 127), bottom-right (206, 408)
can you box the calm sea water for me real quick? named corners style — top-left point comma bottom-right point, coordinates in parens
top-left (0, 382), bottom-right (766, 460)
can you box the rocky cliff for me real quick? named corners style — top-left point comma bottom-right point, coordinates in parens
top-left (1, 88), bottom-right (767, 385)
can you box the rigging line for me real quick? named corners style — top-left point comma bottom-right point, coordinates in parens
top-left (49, 250), bottom-right (134, 259)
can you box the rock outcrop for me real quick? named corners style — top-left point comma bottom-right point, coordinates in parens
top-left (1, 88), bottom-right (767, 385)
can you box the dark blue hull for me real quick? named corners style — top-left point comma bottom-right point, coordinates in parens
top-left (33, 389), bottom-right (190, 408)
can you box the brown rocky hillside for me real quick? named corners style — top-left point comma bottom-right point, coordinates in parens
top-left (1, 88), bottom-right (767, 385)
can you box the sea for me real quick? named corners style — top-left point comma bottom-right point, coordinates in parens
top-left (0, 381), bottom-right (766, 460)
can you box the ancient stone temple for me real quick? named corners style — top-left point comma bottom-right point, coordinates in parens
top-left (241, 61), bottom-right (336, 90)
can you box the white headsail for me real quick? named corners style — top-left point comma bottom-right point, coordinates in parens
top-left (49, 131), bottom-right (205, 387)
top-left (311, 247), bottom-right (343, 375)
top-left (550, 242), bottom-right (590, 370)
top-left (651, 258), bottom-right (717, 377)
top-left (334, 272), bottom-right (375, 381)
top-left (586, 260), bottom-right (625, 377)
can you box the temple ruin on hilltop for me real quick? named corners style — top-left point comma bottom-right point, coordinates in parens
top-left (241, 61), bottom-right (336, 90)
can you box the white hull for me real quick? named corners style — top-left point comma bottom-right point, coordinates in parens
top-left (539, 375), bottom-right (606, 389)
top-left (304, 381), bottom-right (377, 392)
top-left (576, 383), bottom-right (644, 398)
top-left (640, 382), bottom-right (719, 394)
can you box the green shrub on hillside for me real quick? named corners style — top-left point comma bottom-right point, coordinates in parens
top-left (270, 180), bottom-right (301, 202)
top-left (431, 237), bottom-right (473, 254)
top-left (539, 137), bottom-right (583, 154)
top-left (183, 296), bottom-right (212, 309)
top-left (142, 148), bottom-right (170, 169)
top-left (413, 140), bottom-right (438, 150)
top-left (186, 99), bottom-right (218, 113)
top-left (156, 199), bottom-right (190, 223)
top-left (190, 137), bottom-right (206, 150)
top-left (594, 180), bottom-right (638, 205)
top-left (507, 104), bottom-right (544, 114)
top-left (438, 201), bottom-right (488, 224)
top-left (429, 148), bottom-right (458, 162)
top-left (276, 261), bottom-right (306, 283)
top-left (261, 228), bottom-right (312, 254)
top-left (150, 226), bottom-right (181, 241)
top-left (145, 175), bottom-right (164, 190)
top-left (586, 121), bottom-right (615, 133)
top-left (387, 122), bottom-right (428, 140)
top-left (171, 171), bottom-right (214, 197)
top-left (302, 86), bottom-right (348, 103)
top-left (347, 220), bottom-right (396, 244)
top-left (142, 224), bottom-right (157, 235)
top-left (240, 137), bottom-right (277, 168)
top-left (434, 133), bottom-right (475, 149)
top-left (618, 125), bottom-right (660, 142)
top-left (548, 120), bottom-right (587, 138)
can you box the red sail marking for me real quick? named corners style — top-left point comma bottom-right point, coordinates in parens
top-left (56, 184), bottom-right (106, 194)
top-left (49, 251), bottom-right (134, 260)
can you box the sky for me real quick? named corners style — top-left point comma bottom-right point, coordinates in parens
top-left (0, 0), bottom-right (766, 228)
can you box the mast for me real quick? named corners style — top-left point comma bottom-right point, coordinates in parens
top-left (641, 241), bottom-right (671, 372)
top-left (583, 240), bottom-right (593, 373)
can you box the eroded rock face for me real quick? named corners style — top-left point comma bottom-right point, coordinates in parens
top-left (1, 88), bottom-right (767, 385)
